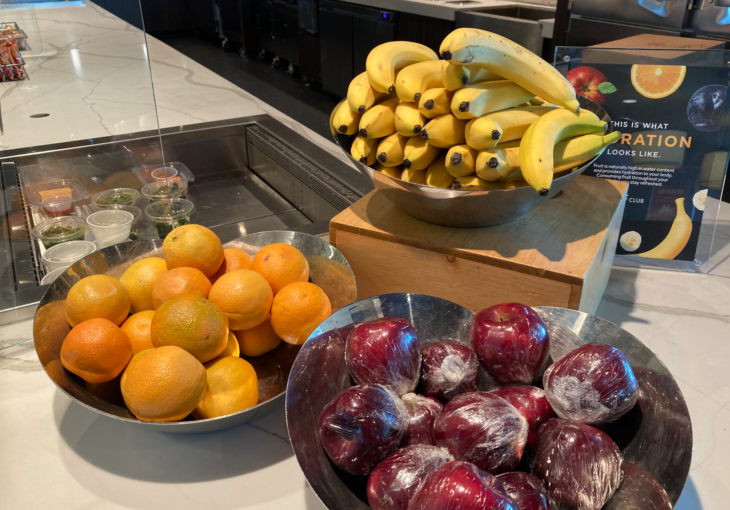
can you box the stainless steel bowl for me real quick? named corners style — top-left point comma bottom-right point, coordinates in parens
top-left (286, 293), bottom-right (692, 509)
top-left (331, 95), bottom-right (612, 228)
top-left (34, 231), bottom-right (356, 434)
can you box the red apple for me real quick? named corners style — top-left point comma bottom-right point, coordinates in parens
top-left (400, 393), bottom-right (443, 446)
top-left (489, 386), bottom-right (555, 449)
top-left (318, 384), bottom-right (408, 475)
top-left (567, 66), bottom-right (609, 105)
top-left (433, 392), bottom-right (528, 474)
top-left (470, 303), bottom-right (549, 385)
top-left (367, 445), bottom-right (454, 510)
top-left (531, 419), bottom-right (623, 509)
top-left (419, 341), bottom-right (479, 402)
top-left (543, 342), bottom-right (639, 424)
top-left (346, 317), bottom-right (422, 396)
top-left (497, 472), bottom-right (554, 510)
top-left (410, 460), bottom-right (519, 510)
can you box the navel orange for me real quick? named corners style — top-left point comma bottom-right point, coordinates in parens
top-left (218, 331), bottom-right (241, 358)
top-left (192, 356), bottom-right (259, 419)
top-left (65, 275), bottom-right (132, 327)
top-left (121, 310), bottom-right (155, 354)
top-left (234, 317), bottom-right (281, 357)
top-left (151, 266), bottom-right (212, 309)
top-left (120, 257), bottom-right (168, 313)
top-left (121, 346), bottom-right (207, 422)
top-left (208, 269), bottom-right (273, 330)
top-left (250, 243), bottom-right (310, 295)
top-left (151, 295), bottom-right (229, 363)
top-left (162, 224), bottom-right (224, 278)
top-left (210, 248), bottom-right (253, 284)
top-left (270, 282), bottom-right (332, 345)
top-left (60, 318), bottom-right (133, 383)
top-left (630, 65), bottom-right (686, 99)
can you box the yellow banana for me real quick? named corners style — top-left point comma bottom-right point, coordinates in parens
top-left (419, 88), bottom-right (454, 119)
top-left (374, 162), bottom-right (403, 179)
top-left (520, 109), bottom-right (607, 195)
top-left (395, 60), bottom-right (444, 102)
top-left (451, 81), bottom-right (535, 120)
top-left (420, 114), bottom-right (468, 148)
top-left (445, 144), bottom-right (478, 177)
top-left (403, 136), bottom-right (442, 170)
top-left (635, 198), bottom-right (692, 259)
top-left (395, 102), bottom-right (426, 137)
top-left (332, 101), bottom-right (362, 135)
top-left (454, 175), bottom-right (525, 190)
top-left (426, 158), bottom-right (456, 188)
top-left (476, 146), bottom-right (521, 181)
top-left (376, 133), bottom-right (409, 167)
top-left (441, 62), bottom-right (502, 91)
top-left (401, 167), bottom-right (428, 184)
top-left (552, 131), bottom-right (621, 172)
top-left (440, 28), bottom-right (580, 112)
top-left (347, 72), bottom-right (389, 114)
top-left (366, 41), bottom-right (439, 94)
top-left (359, 97), bottom-right (399, 138)
top-left (465, 106), bottom-right (556, 150)
top-left (350, 135), bottom-right (380, 166)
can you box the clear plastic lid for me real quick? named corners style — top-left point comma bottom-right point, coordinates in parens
top-left (144, 198), bottom-right (194, 221)
top-left (151, 166), bottom-right (178, 181)
top-left (136, 161), bottom-right (195, 185)
top-left (32, 216), bottom-right (86, 246)
top-left (91, 188), bottom-right (140, 208)
top-left (86, 210), bottom-right (135, 229)
top-left (42, 240), bottom-right (97, 264)
top-left (141, 180), bottom-right (188, 201)
top-left (23, 179), bottom-right (89, 208)
top-left (41, 267), bottom-right (67, 286)
top-left (41, 195), bottom-right (74, 217)
top-left (101, 204), bottom-right (142, 223)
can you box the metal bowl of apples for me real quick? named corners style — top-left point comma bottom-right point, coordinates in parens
top-left (285, 293), bottom-right (692, 509)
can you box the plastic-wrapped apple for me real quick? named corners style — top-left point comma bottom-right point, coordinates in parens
top-left (433, 392), bottom-right (528, 474)
top-left (401, 393), bottom-right (443, 446)
top-left (318, 384), bottom-right (408, 475)
top-left (470, 303), bottom-right (549, 384)
top-left (543, 342), bottom-right (639, 424)
top-left (531, 418), bottom-right (623, 509)
top-left (367, 445), bottom-right (454, 510)
top-left (489, 386), bottom-right (555, 449)
top-left (346, 317), bottom-right (421, 396)
top-left (419, 340), bottom-right (479, 402)
top-left (410, 460), bottom-right (519, 510)
top-left (603, 463), bottom-right (672, 510)
top-left (497, 472), bottom-right (554, 510)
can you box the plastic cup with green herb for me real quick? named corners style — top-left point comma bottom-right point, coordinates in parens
top-left (141, 180), bottom-right (188, 203)
top-left (144, 198), bottom-right (194, 239)
top-left (91, 188), bottom-right (140, 209)
top-left (33, 217), bottom-right (86, 249)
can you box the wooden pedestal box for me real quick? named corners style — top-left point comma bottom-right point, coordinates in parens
top-left (329, 176), bottom-right (628, 315)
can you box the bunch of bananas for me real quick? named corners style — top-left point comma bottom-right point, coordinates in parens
top-left (332, 29), bottom-right (621, 196)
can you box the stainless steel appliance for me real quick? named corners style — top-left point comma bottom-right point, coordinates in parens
top-left (571, 0), bottom-right (691, 30)
top-left (689, 0), bottom-right (730, 37)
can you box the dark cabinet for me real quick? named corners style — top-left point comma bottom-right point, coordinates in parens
top-left (258, 0), bottom-right (301, 66)
top-left (220, 0), bottom-right (260, 55)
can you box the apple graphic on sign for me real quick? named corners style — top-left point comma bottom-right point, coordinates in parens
top-left (567, 66), bottom-right (616, 105)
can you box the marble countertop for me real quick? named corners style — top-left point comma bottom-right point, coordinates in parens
top-left (0, 2), bottom-right (728, 510)
top-left (336, 0), bottom-right (556, 22)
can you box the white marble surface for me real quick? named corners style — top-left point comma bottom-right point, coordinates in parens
top-left (0, 2), bottom-right (728, 510)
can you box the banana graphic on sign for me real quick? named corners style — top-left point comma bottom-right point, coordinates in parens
top-left (636, 198), bottom-right (692, 260)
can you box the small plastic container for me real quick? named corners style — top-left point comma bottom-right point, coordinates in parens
top-left (145, 199), bottom-right (194, 239)
top-left (41, 267), bottom-right (67, 286)
top-left (41, 195), bottom-right (74, 217)
top-left (42, 241), bottom-right (97, 272)
top-left (135, 161), bottom-right (194, 185)
top-left (86, 210), bottom-right (134, 248)
top-left (151, 166), bottom-right (179, 181)
top-left (32, 216), bottom-right (86, 249)
top-left (102, 205), bottom-right (142, 240)
top-left (23, 179), bottom-right (88, 209)
top-left (91, 188), bottom-right (140, 209)
top-left (141, 180), bottom-right (188, 203)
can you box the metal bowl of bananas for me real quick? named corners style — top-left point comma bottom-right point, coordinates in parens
top-left (330, 29), bottom-right (616, 228)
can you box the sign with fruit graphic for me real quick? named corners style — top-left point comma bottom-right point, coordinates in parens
top-left (559, 51), bottom-right (730, 265)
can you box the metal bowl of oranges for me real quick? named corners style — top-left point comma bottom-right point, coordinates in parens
top-left (33, 229), bottom-right (357, 433)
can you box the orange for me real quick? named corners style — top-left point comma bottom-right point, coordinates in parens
top-left (120, 257), bottom-right (168, 313)
top-left (66, 275), bottom-right (132, 327)
top-left (151, 267), bottom-right (212, 310)
top-left (162, 224), bottom-right (224, 278)
top-left (218, 331), bottom-right (241, 358)
top-left (210, 248), bottom-right (254, 284)
top-left (234, 317), bottom-right (281, 357)
top-left (250, 243), bottom-right (310, 295)
top-left (151, 295), bottom-right (229, 363)
top-left (192, 356), bottom-right (259, 419)
top-left (270, 282), bottom-right (332, 345)
top-left (630, 65), bottom-right (686, 99)
top-left (121, 310), bottom-right (156, 354)
top-left (208, 269), bottom-right (273, 330)
top-left (60, 318), bottom-right (133, 383)
top-left (121, 346), bottom-right (207, 422)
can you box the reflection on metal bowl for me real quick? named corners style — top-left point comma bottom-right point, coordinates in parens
top-left (34, 231), bottom-right (356, 434)
top-left (285, 293), bottom-right (691, 509)
top-left (331, 95), bottom-right (612, 228)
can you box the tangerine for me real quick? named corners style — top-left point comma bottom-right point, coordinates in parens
top-left (208, 269), bottom-right (273, 330)
top-left (210, 248), bottom-right (253, 284)
top-left (121, 310), bottom-right (156, 354)
top-left (60, 318), bottom-right (133, 383)
top-left (234, 317), bottom-right (281, 357)
top-left (192, 356), bottom-right (259, 419)
top-left (65, 275), bottom-right (131, 327)
top-left (162, 224), bottom-right (224, 278)
top-left (270, 282), bottom-right (332, 345)
top-left (120, 257), bottom-right (168, 313)
top-left (152, 267), bottom-right (211, 309)
top-left (250, 243), bottom-right (309, 295)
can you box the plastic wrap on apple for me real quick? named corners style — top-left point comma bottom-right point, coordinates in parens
top-left (367, 445), bottom-right (454, 510)
top-left (531, 419), bottom-right (623, 509)
top-left (496, 472), bottom-right (554, 510)
top-left (318, 384), bottom-right (408, 475)
top-left (400, 393), bottom-right (443, 446)
top-left (489, 385), bottom-right (555, 449)
top-left (543, 342), bottom-right (639, 424)
top-left (418, 340), bottom-right (480, 402)
top-left (346, 317), bottom-right (422, 396)
top-left (410, 460), bottom-right (519, 510)
top-left (433, 392), bottom-right (528, 474)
